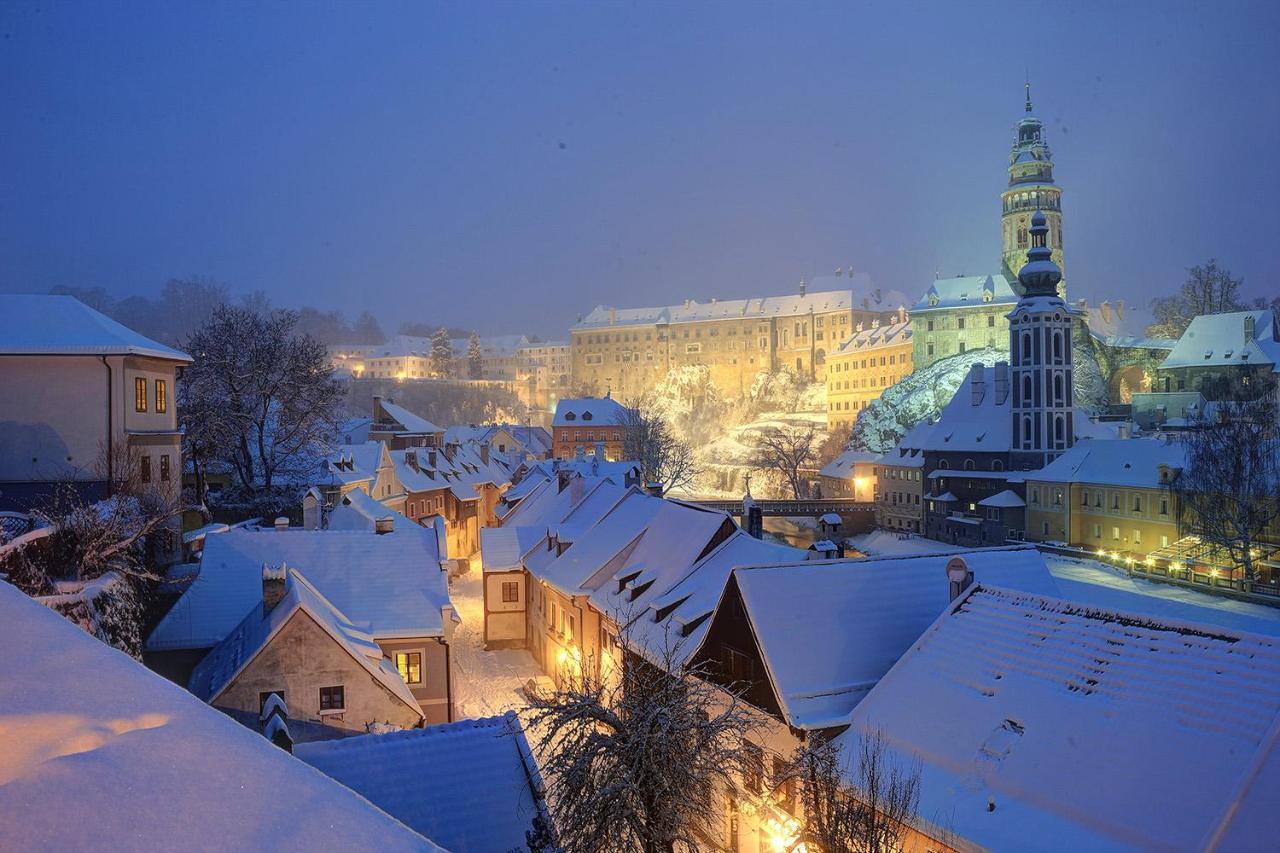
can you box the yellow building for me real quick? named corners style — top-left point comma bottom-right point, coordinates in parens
top-left (825, 315), bottom-right (911, 433)
top-left (1024, 438), bottom-right (1185, 556)
top-left (570, 275), bottom-right (906, 401)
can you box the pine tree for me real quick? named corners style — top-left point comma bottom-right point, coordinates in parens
top-left (467, 331), bottom-right (483, 379)
top-left (431, 327), bottom-right (454, 378)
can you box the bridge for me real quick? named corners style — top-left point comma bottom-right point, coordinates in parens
top-left (685, 498), bottom-right (876, 517)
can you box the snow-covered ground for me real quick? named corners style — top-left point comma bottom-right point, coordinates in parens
top-left (449, 569), bottom-right (543, 720)
top-left (848, 530), bottom-right (1280, 637)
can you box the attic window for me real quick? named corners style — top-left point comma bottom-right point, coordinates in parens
top-left (582, 412), bottom-right (593, 421)
top-left (1204, 351), bottom-right (1213, 359)
top-left (681, 612), bottom-right (711, 637)
top-left (928, 295), bottom-right (939, 306)
top-left (983, 290), bottom-right (993, 303)
top-left (564, 412), bottom-right (576, 421)
top-left (616, 570), bottom-right (642, 594)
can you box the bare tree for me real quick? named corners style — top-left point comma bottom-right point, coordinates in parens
top-left (1175, 389), bottom-right (1280, 583)
top-left (1148, 259), bottom-right (1246, 339)
top-left (788, 730), bottom-right (922, 853)
top-left (183, 306), bottom-right (345, 493)
top-left (522, 634), bottom-right (758, 853)
top-left (754, 423), bottom-right (820, 499)
top-left (622, 402), bottom-right (700, 496)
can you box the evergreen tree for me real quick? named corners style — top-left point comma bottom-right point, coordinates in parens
top-left (467, 332), bottom-right (483, 379)
top-left (431, 327), bottom-right (454, 378)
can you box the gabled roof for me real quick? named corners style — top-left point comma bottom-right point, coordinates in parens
top-left (189, 569), bottom-right (423, 717)
top-left (377, 400), bottom-right (443, 435)
top-left (147, 525), bottom-right (450, 651)
top-left (552, 395), bottom-right (629, 427)
top-left (978, 489), bottom-right (1025, 508)
top-left (1161, 309), bottom-right (1280, 372)
top-left (911, 274), bottom-right (1018, 313)
top-left (1029, 437), bottom-right (1187, 488)
top-left (724, 547), bottom-right (1059, 730)
top-left (296, 712), bottom-right (550, 853)
top-left (0, 294), bottom-right (192, 361)
top-left (920, 364), bottom-right (1014, 453)
top-left (819, 449), bottom-right (881, 479)
top-left (832, 319), bottom-right (913, 356)
top-left (0, 582), bottom-right (441, 851)
top-left (838, 584), bottom-right (1280, 851)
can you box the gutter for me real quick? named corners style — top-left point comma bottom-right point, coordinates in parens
top-left (100, 356), bottom-right (113, 487)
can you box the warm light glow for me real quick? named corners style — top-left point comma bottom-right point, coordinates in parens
top-left (396, 370), bottom-right (407, 382)
top-left (762, 810), bottom-right (801, 853)
top-left (1144, 557), bottom-right (1155, 567)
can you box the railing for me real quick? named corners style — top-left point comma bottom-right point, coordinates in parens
top-left (685, 498), bottom-right (876, 516)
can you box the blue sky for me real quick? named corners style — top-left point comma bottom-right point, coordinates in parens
top-left (2, 0), bottom-right (1277, 336)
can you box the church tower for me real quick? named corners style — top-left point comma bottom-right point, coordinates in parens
top-left (1009, 209), bottom-right (1074, 470)
top-left (1001, 83), bottom-right (1065, 296)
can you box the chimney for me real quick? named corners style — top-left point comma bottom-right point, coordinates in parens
top-left (273, 516), bottom-right (289, 531)
top-left (303, 488), bottom-right (322, 530)
top-left (575, 446), bottom-right (586, 463)
top-left (262, 563), bottom-right (288, 613)
top-left (427, 448), bottom-right (438, 469)
top-left (969, 364), bottom-right (986, 406)
top-left (645, 482), bottom-right (663, 498)
top-left (946, 556), bottom-right (973, 602)
top-left (799, 278), bottom-right (807, 297)
top-left (994, 361), bottom-right (1010, 404)
top-left (594, 440), bottom-right (606, 459)
top-left (374, 515), bottom-right (395, 535)
top-left (1117, 422), bottom-right (1131, 440)
top-left (1245, 314), bottom-right (1256, 342)
top-left (608, 307), bottom-right (617, 326)
top-left (480, 444), bottom-right (490, 466)
top-left (1099, 301), bottom-right (1111, 324)
top-left (404, 449), bottom-right (419, 473)
top-left (1115, 300), bottom-right (1125, 320)
top-left (373, 395), bottom-right (384, 420)
top-left (557, 468), bottom-right (573, 493)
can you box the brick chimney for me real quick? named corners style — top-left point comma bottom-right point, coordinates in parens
top-left (969, 364), bottom-right (986, 406)
top-left (1245, 314), bottom-right (1257, 342)
top-left (273, 517), bottom-right (289, 531)
top-left (994, 361), bottom-right (1009, 405)
top-left (480, 444), bottom-right (490, 466)
top-left (946, 556), bottom-right (973, 602)
top-left (262, 563), bottom-right (288, 613)
top-left (374, 516), bottom-right (394, 535)
top-left (645, 482), bottom-right (663, 497)
top-left (594, 440), bottom-right (606, 459)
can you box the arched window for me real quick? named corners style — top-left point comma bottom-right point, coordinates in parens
top-left (992, 459), bottom-right (1004, 472)
top-left (963, 459), bottom-right (976, 471)
top-left (1022, 375), bottom-right (1033, 402)
top-left (1054, 374), bottom-right (1064, 404)
top-left (1052, 332), bottom-right (1062, 362)
top-left (1054, 416), bottom-right (1065, 444)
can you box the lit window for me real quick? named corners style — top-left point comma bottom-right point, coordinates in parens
top-left (395, 652), bottom-right (422, 685)
top-left (155, 379), bottom-right (168, 413)
top-left (135, 377), bottom-right (148, 412)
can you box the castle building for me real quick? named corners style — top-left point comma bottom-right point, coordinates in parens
top-left (825, 314), bottom-right (912, 433)
top-left (1001, 83), bottom-right (1065, 290)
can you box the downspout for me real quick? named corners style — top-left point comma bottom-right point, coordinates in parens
top-left (100, 356), bottom-right (113, 489)
top-left (439, 636), bottom-right (454, 722)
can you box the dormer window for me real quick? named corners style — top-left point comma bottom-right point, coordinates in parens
top-left (564, 412), bottom-right (576, 421)
top-left (928, 294), bottom-right (939, 307)
top-left (983, 290), bottom-right (993, 303)
top-left (583, 412), bottom-right (593, 421)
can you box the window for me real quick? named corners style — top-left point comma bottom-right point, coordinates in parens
top-left (140, 455), bottom-right (152, 483)
top-left (1160, 534), bottom-right (1169, 548)
top-left (722, 645), bottom-right (753, 682)
top-left (319, 685), bottom-right (345, 711)
top-left (502, 581), bottom-right (519, 603)
top-left (1112, 526), bottom-right (1120, 541)
top-left (743, 742), bottom-right (763, 795)
top-left (987, 315), bottom-right (995, 328)
top-left (155, 379), bottom-right (168, 413)
top-left (1133, 529), bottom-right (1142, 545)
top-left (395, 652), bottom-right (422, 684)
top-left (159, 454), bottom-right (171, 482)
top-left (1092, 524), bottom-right (1102, 539)
top-left (957, 317), bottom-right (966, 330)
top-left (135, 377), bottom-right (148, 412)
top-left (1042, 521), bottom-right (1049, 536)
top-left (1081, 489), bottom-right (1090, 506)
top-left (1159, 498), bottom-right (1169, 516)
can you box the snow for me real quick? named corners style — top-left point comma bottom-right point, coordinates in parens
top-left (1033, 436), bottom-right (1186, 487)
top-left (147, 525), bottom-right (450, 652)
top-left (1161, 308), bottom-right (1280, 371)
top-left (728, 546), bottom-right (1060, 729)
top-left (378, 399), bottom-right (444, 436)
top-left (188, 569), bottom-right (423, 719)
top-left (552, 394), bottom-right (628, 427)
top-left (448, 569), bottom-right (544, 720)
top-left (818, 449), bottom-right (880, 479)
top-left (0, 582), bottom-right (442, 851)
top-left (0, 294), bottom-right (192, 361)
top-left (910, 274), bottom-right (1018, 313)
top-left (831, 318), bottom-right (912, 356)
top-left (979, 489), bottom-right (1026, 508)
top-left (836, 584), bottom-right (1280, 851)
top-left (574, 286), bottom-right (866, 329)
top-left (296, 712), bottom-right (549, 853)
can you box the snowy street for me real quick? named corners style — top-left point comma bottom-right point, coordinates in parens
top-left (449, 568), bottom-right (543, 720)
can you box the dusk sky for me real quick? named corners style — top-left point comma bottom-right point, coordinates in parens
top-left (3, 0), bottom-right (1277, 338)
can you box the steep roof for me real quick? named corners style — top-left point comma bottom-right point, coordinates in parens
top-left (819, 449), bottom-right (881, 479)
top-left (0, 582), bottom-right (442, 851)
top-left (919, 364), bottom-right (1014, 453)
top-left (832, 319), bottom-right (913, 356)
top-left (1029, 437), bottom-right (1187, 488)
top-left (296, 713), bottom-right (550, 853)
top-left (911, 274), bottom-right (1018, 313)
top-left (725, 547), bottom-right (1059, 729)
top-left (552, 395), bottom-right (629, 427)
top-left (0, 294), bottom-right (192, 361)
top-left (147, 525), bottom-right (450, 651)
top-left (1161, 309), bottom-right (1280, 372)
top-left (188, 569), bottom-right (423, 717)
top-left (838, 585), bottom-right (1280, 851)
top-left (378, 400), bottom-right (443, 435)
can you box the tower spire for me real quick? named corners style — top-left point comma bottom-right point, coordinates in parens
top-left (1024, 76), bottom-right (1032, 113)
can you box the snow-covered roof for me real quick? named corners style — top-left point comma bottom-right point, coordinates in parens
top-left (480, 524), bottom-right (548, 573)
top-left (838, 584), bottom-right (1280, 851)
top-left (978, 489), bottom-right (1025, 508)
top-left (1161, 309), bottom-right (1280, 372)
top-left (502, 472), bottom-right (551, 505)
top-left (1075, 298), bottom-right (1173, 350)
top-left (449, 333), bottom-right (531, 358)
top-left (378, 400), bottom-right (443, 435)
top-left (189, 569), bottom-right (423, 717)
top-left (552, 395), bottom-right (629, 427)
top-left (296, 712), bottom-right (549, 853)
top-left (1030, 437), bottom-right (1187, 488)
top-left (832, 319), bottom-right (912, 356)
top-left (0, 582), bottom-right (442, 851)
top-left (327, 488), bottom-right (402, 531)
top-left (911, 274), bottom-right (1018, 313)
top-left (725, 547), bottom-right (1060, 729)
top-left (147, 526), bottom-right (450, 651)
top-left (573, 285), bottom-right (871, 330)
top-left (819, 449), bottom-right (882, 479)
top-left (0, 294), bottom-right (192, 361)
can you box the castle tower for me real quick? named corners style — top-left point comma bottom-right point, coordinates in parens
top-left (1009, 210), bottom-right (1075, 470)
top-left (1001, 82), bottom-right (1065, 296)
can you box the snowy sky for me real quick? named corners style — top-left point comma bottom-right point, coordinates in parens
top-left (2, 0), bottom-right (1277, 336)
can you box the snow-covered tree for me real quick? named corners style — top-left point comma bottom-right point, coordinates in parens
top-left (522, 636), bottom-right (758, 853)
top-left (431, 327), bottom-right (454, 378)
top-left (1175, 389), bottom-right (1280, 582)
top-left (621, 402), bottom-right (699, 496)
top-left (753, 423), bottom-right (820, 499)
top-left (788, 731), bottom-right (922, 853)
top-left (467, 331), bottom-right (483, 379)
top-left (182, 306), bottom-right (345, 493)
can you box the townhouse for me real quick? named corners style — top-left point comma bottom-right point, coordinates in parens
top-left (825, 316), bottom-right (912, 432)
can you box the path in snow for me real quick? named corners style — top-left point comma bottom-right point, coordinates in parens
top-left (449, 570), bottom-right (543, 720)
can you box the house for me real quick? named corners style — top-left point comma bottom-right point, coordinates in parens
top-left (1156, 308), bottom-right (1280, 401)
top-left (909, 274), bottom-right (1019, 369)
top-left (873, 420), bottom-right (931, 532)
top-left (817, 449), bottom-right (880, 500)
top-left (0, 295), bottom-right (190, 534)
top-left (146, 521), bottom-right (457, 723)
top-left (369, 396), bottom-right (445, 448)
top-left (189, 567), bottom-right (426, 735)
top-left (552, 394), bottom-right (630, 460)
top-left (297, 713), bottom-right (553, 852)
top-left (825, 316), bottom-right (912, 432)
top-left (0, 580), bottom-right (443, 851)
top-left (322, 441), bottom-right (408, 511)
top-left (835, 584), bottom-right (1280, 851)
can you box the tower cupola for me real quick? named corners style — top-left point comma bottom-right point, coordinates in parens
top-left (1001, 82), bottom-right (1066, 293)
top-left (1017, 210), bottom-right (1063, 297)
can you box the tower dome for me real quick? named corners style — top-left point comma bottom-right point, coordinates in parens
top-left (1001, 81), bottom-right (1065, 294)
top-left (1017, 210), bottom-right (1063, 297)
